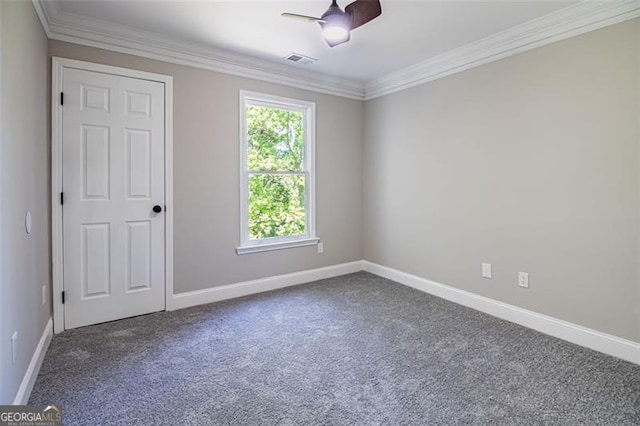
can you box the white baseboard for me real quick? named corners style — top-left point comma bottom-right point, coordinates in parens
top-left (13, 318), bottom-right (53, 405)
top-left (362, 261), bottom-right (640, 365)
top-left (168, 261), bottom-right (364, 311)
top-left (167, 259), bottom-right (639, 364)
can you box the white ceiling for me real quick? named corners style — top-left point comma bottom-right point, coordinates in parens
top-left (55, 0), bottom-right (578, 82)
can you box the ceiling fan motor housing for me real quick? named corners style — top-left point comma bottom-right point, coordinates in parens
top-left (322, 0), bottom-right (344, 18)
top-left (320, 1), bottom-right (352, 32)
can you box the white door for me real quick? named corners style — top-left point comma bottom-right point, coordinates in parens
top-left (62, 67), bottom-right (166, 329)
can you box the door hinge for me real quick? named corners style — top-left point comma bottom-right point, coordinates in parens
top-left (60, 192), bottom-right (64, 205)
top-left (61, 291), bottom-right (65, 304)
top-left (60, 92), bottom-right (64, 106)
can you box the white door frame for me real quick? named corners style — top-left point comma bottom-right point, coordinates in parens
top-left (51, 57), bottom-right (174, 334)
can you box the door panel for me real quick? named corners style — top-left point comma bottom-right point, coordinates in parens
top-left (63, 67), bottom-right (165, 329)
top-left (82, 223), bottom-right (111, 298)
top-left (126, 129), bottom-right (152, 199)
top-left (126, 220), bottom-right (152, 292)
top-left (82, 125), bottom-right (110, 199)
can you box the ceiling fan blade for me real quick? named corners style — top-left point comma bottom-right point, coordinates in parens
top-left (345, 0), bottom-right (381, 30)
top-left (281, 13), bottom-right (324, 23)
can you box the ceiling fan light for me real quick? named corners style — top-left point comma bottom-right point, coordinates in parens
top-left (322, 24), bottom-right (349, 43)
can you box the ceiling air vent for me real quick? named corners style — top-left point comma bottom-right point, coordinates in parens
top-left (285, 53), bottom-right (317, 65)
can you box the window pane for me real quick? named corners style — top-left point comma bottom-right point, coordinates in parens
top-left (248, 173), bottom-right (306, 240)
top-left (247, 105), bottom-right (304, 171)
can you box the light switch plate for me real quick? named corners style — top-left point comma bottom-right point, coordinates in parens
top-left (25, 211), bottom-right (32, 234)
top-left (11, 332), bottom-right (18, 364)
top-left (482, 263), bottom-right (492, 279)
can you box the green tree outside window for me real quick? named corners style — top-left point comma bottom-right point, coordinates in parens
top-left (246, 105), bottom-right (307, 240)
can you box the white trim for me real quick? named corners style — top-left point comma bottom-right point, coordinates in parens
top-left (13, 319), bottom-right (53, 405)
top-left (362, 261), bottom-right (640, 365)
top-left (51, 57), bottom-right (174, 333)
top-left (236, 237), bottom-right (319, 255)
top-left (31, 0), bottom-right (364, 101)
top-left (51, 58), bottom-right (64, 334)
top-left (164, 76), bottom-right (175, 317)
top-left (168, 261), bottom-right (363, 311)
top-left (238, 90), bottom-right (316, 253)
top-left (33, 1), bottom-right (640, 102)
top-left (365, 1), bottom-right (640, 100)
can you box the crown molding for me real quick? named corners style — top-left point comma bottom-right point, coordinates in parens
top-left (31, 0), bottom-right (52, 38)
top-left (365, 0), bottom-right (640, 100)
top-left (32, 1), bottom-right (639, 102)
top-left (31, 0), bottom-right (366, 101)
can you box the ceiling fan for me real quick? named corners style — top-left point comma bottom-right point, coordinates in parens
top-left (282, 0), bottom-right (382, 47)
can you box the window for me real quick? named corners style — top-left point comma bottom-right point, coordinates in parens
top-left (236, 91), bottom-right (317, 254)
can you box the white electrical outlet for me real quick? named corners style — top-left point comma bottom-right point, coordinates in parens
top-left (518, 272), bottom-right (529, 288)
top-left (482, 263), bottom-right (492, 279)
top-left (11, 332), bottom-right (18, 364)
top-left (317, 242), bottom-right (324, 254)
top-left (42, 285), bottom-right (47, 305)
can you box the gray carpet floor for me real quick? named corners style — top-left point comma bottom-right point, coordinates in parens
top-left (30, 272), bottom-right (640, 425)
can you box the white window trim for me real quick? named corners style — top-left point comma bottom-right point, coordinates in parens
top-left (236, 90), bottom-right (316, 255)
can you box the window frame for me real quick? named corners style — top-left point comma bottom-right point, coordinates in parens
top-left (236, 90), bottom-right (317, 255)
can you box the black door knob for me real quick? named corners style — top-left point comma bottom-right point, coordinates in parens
top-left (152, 205), bottom-right (162, 213)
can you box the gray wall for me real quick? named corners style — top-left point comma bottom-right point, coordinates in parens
top-left (48, 41), bottom-right (364, 294)
top-left (0, 0), bottom-right (51, 403)
top-left (363, 19), bottom-right (640, 342)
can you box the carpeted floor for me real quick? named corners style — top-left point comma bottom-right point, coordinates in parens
top-left (30, 272), bottom-right (639, 425)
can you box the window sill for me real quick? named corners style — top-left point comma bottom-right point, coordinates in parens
top-left (236, 238), bottom-right (319, 255)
